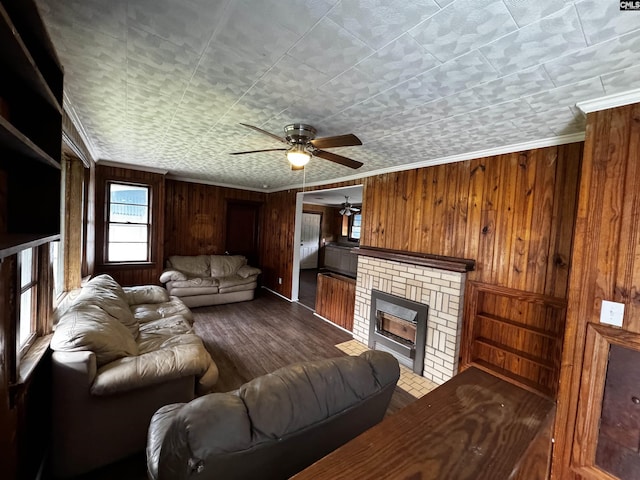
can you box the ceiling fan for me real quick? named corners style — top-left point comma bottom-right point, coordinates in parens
top-left (339, 196), bottom-right (360, 216)
top-left (230, 123), bottom-right (364, 170)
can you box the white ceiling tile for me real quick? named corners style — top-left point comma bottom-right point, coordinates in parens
top-left (288, 17), bottom-right (374, 78)
top-left (524, 78), bottom-right (605, 112)
top-left (502, 0), bottom-right (572, 28)
top-left (126, 26), bottom-right (199, 97)
top-left (544, 29), bottom-right (640, 86)
top-left (36, 0), bottom-right (127, 40)
top-left (127, 0), bottom-right (227, 55)
top-left (213, 1), bottom-right (301, 65)
top-left (472, 66), bottom-right (555, 104)
top-left (328, 0), bottom-right (441, 50)
top-left (575, 0), bottom-right (640, 46)
top-left (408, 50), bottom-right (500, 98)
top-left (355, 34), bottom-right (441, 89)
top-left (257, 55), bottom-right (331, 95)
top-left (409, 0), bottom-right (517, 63)
top-left (318, 67), bottom-right (389, 106)
top-left (601, 65), bottom-right (640, 95)
top-left (235, 0), bottom-right (338, 37)
top-left (481, 5), bottom-right (587, 75)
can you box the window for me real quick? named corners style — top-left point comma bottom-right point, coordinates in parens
top-left (18, 248), bottom-right (37, 350)
top-left (50, 240), bottom-right (64, 300)
top-left (106, 182), bottom-right (150, 262)
top-left (349, 213), bottom-right (362, 242)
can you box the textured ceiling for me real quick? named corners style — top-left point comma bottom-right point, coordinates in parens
top-left (37, 0), bottom-right (640, 191)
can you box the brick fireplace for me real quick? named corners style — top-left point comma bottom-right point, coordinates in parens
top-left (352, 248), bottom-right (473, 385)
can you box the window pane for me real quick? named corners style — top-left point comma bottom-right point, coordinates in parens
top-left (20, 248), bottom-right (33, 287)
top-left (109, 204), bottom-right (148, 223)
top-left (20, 289), bottom-right (33, 345)
top-left (50, 240), bottom-right (63, 298)
top-left (109, 184), bottom-right (148, 205)
top-left (108, 243), bottom-right (148, 262)
top-left (109, 224), bottom-right (148, 243)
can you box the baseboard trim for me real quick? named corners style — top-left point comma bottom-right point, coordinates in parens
top-left (313, 312), bottom-right (354, 336)
top-left (261, 286), bottom-right (293, 302)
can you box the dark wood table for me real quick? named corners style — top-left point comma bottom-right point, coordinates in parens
top-left (293, 367), bottom-right (555, 480)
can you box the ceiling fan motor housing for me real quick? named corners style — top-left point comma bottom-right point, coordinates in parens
top-left (284, 123), bottom-right (317, 145)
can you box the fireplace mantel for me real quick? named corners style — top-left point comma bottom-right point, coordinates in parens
top-left (353, 247), bottom-right (475, 273)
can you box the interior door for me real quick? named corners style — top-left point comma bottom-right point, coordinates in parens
top-left (225, 201), bottom-right (261, 266)
top-left (300, 212), bottom-right (321, 269)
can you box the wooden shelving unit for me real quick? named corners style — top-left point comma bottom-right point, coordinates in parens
top-left (0, 0), bottom-right (63, 244)
top-left (461, 281), bottom-right (567, 398)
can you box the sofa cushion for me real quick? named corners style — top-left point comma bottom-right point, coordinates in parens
top-left (218, 281), bottom-right (257, 294)
top-left (209, 255), bottom-right (246, 277)
top-left (131, 297), bottom-right (194, 325)
top-left (51, 304), bottom-right (138, 367)
top-left (168, 255), bottom-right (211, 277)
top-left (218, 274), bottom-right (256, 289)
top-left (167, 286), bottom-right (220, 297)
top-left (238, 353), bottom-right (385, 441)
top-left (78, 274), bottom-right (139, 338)
top-left (237, 265), bottom-right (261, 279)
top-left (123, 285), bottom-right (170, 305)
top-left (137, 316), bottom-right (194, 341)
top-left (91, 334), bottom-right (218, 395)
top-left (166, 277), bottom-right (219, 288)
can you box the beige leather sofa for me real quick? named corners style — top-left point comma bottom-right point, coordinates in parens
top-left (159, 254), bottom-right (261, 307)
top-left (146, 351), bottom-right (400, 480)
top-left (50, 274), bottom-right (218, 478)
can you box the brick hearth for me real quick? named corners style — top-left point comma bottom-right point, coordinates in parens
top-left (353, 255), bottom-right (466, 385)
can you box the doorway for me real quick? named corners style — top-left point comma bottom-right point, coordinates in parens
top-left (225, 200), bottom-right (261, 267)
top-left (300, 212), bottom-right (321, 269)
top-left (291, 185), bottom-right (363, 308)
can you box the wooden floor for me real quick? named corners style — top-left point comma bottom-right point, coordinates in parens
top-left (65, 289), bottom-right (415, 479)
top-left (297, 268), bottom-right (319, 309)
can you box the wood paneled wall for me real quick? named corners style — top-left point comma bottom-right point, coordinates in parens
top-left (94, 165), bottom-right (165, 286)
top-left (362, 143), bottom-right (583, 299)
top-left (164, 180), bottom-right (265, 259)
top-left (261, 181), bottom-right (361, 297)
top-left (553, 103), bottom-right (640, 479)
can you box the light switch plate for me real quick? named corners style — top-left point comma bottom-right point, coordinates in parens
top-left (600, 300), bottom-right (625, 327)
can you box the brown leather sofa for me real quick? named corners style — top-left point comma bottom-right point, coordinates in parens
top-left (146, 350), bottom-right (400, 480)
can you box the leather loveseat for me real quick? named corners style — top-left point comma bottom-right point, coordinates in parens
top-left (50, 274), bottom-right (219, 478)
top-left (159, 254), bottom-right (261, 308)
top-left (146, 350), bottom-right (400, 480)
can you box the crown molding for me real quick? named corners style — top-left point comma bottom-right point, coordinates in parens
top-left (63, 92), bottom-right (98, 161)
top-left (96, 160), bottom-right (169, 175)
top-left (267, 131), bottom-right (586, 193)
top-left (165, 174), bottom-right (269, 193)
top-left (576, 88), bottom-right (640, 114)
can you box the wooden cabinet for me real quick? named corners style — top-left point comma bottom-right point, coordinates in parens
top-left (315, 272), bottom-right (355, 331)
top-left (0, 0), bottom-right (63, 258)
top-left (323, 244), bottom-right (357, 277)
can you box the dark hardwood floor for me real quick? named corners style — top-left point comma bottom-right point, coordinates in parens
top-left (297, 268), bottom-right (319, 309)
top-left (64, 289), bottom-right (415, 480)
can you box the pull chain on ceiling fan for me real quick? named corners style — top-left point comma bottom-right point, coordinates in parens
top-left (230, 123), bottom-right (364, 170)
top-left (339, 196), bottom-right (360, 216)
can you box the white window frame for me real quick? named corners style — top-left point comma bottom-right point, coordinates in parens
top-left (105, 181), bottom-right (151, 263)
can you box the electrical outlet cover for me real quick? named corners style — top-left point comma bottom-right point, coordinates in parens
top-left (600, 300), bottom-right (625, 327)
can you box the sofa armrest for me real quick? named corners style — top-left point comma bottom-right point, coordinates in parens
top-left (52, 350), bottom-right (98, 392)
top-left (90, 337), bottom-right (217, 396)
top-left (160, 269), bottom-right (188, 283)
top-left (123, 285), bottom-right (170, 305)
top-left (237, 265), bottom-right (261, 279)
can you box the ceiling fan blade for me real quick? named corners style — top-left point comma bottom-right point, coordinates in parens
top-left (310, 133), bottom-right (362, 149)
top-left (230, 148), bottom-right (287, 155)
top-left (239, 123), bottom-right (287, 144)
top-left (314, 149), bottom-right (363, 169)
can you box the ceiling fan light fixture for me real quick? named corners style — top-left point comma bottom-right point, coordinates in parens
top-left (287, 144), bottom-right (311, 167)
